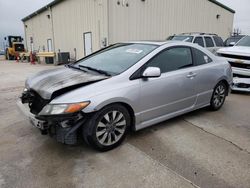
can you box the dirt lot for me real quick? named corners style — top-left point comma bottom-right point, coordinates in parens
top-left (0, 57), bottom-right (249, 188)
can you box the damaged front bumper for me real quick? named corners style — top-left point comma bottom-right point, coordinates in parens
top-left (17, 100), bottom-right (47, 130)
top-left (17, 99), bottom-right (86, 145)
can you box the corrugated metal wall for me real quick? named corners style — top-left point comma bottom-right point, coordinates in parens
top-left (24, 9), bottom-right (53, 52)
top-left (24, 0), bottom-right (108, 60)
top-left (51, 0), bottom-right (108, 59)
top-left (108, 0), bottom-right (234, 43)
top-left (23, 0), bottom-right (234, 60)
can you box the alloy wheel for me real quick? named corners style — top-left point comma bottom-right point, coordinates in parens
top-left (96, 110), bottom-right (127, 146)
top-left (213, 84), bottom-right (226, 108)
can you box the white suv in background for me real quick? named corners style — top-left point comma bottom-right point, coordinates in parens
top-left (169, 33), bottom-right (224, 54)
top-left (217, 36), bottom-right (250, 92)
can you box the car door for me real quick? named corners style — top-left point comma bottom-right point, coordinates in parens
top-left (191, 47), bottom-right (219, 107)
top-left (139, 47), bottom-right (197, 123)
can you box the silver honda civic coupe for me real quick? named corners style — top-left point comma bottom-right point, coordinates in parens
top-left (18, 41), bottom-right (232, 151)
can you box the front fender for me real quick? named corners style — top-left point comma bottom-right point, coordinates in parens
top-left (82, 89), bottom-right (139, 114)
top-left (90, 97), bottom-right (135, 112)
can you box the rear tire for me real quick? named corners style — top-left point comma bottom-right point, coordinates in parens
top-left (210, 82), bottom-right (227, 111)
top-left (83, 104), bottom-right (131, 151)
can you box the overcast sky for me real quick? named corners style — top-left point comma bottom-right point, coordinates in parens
top-left (217, 0), bottom-right (250, 34)
top-left (0, 0), bottom-right (249, 49)
top-left (0, 0), bottom-right (53, 49)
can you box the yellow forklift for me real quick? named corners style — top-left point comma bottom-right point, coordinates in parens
top-left (4, 36), bottom-right (26, 60)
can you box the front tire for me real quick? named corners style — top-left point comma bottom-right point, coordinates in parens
top-left (210, 82), bottom-right (227, 111)
top-left (83, 104), bottom-right (131, 151)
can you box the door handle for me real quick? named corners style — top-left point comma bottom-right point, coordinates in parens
top-left (186, 72), bottom-right (197, 78)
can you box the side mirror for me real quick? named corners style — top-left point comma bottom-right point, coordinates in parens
top-left (142, 67), bottom-right (161, 78)
top-left (4, 37), bottom-right (6, 40)
top-left (229, 42), bottom-right (236, 46)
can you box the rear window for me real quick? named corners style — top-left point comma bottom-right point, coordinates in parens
top-left (172, 36), bottom-right (193, 42)
top-left (205, 37), bottom-right (214, 47)
top-left (213, 36), bottom-right (224, 47)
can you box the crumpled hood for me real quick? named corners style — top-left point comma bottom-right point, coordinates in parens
top-left (25, 67), bottom-right (108, 99)
top-left (217, 46), bottom-right (250, 56)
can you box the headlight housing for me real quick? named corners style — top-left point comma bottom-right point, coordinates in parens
top-left (39, 101), bottom-right (90, 116)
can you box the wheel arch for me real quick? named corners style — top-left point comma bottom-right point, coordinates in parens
top-left (114, 102), bottom-right (136, 131)
top-left (85, 100), bottom-right (136, 131)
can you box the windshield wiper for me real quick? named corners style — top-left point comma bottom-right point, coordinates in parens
top-left (78, 65), bottom-right (111, 76)
top-left (66, 64), bottom-right (86, 71)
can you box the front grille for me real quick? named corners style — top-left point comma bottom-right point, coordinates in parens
top-left (229, 62), bottom-right (250, 69)
top-left (56, 126), bottom-right (77, 145)
top-left (219, 53), bottom-right (250, 61)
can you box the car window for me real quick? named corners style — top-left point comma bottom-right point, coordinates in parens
top-left (147, 47), bottom-right (193, 73)
top-left (213, 36), bottom-right (224, 47)
top-left (205, 37), bottom-right (214, 47)
top-left (194, 37), bottom-right (205, 47)
top-left (192, 48), bottom-right (212, 65)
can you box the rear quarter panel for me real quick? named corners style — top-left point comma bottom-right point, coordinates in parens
top-left (194, 56), bottom-right (232, 107)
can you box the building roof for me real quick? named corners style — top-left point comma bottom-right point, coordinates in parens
top-left (22, 0), bottom-right (65, 22)
top-left (208, 0), bottom-right (235, 13)
top-left (22, 0), bottom-right (235, 22)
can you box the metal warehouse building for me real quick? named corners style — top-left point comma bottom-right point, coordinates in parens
top-left (22, 0), bottom-right (235, 61)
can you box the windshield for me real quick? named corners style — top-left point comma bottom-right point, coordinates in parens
top-left (225, 38), bottom-right (240, 46)
top-left (172, 36), bottom-right (193, 42)
top-left (236, 36), bottom-right (250, 47)
top-left (75, 43), bottom-right (157, 75)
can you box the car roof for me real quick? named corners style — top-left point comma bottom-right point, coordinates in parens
top-left (174, 33), bottom-right (218, 37)
top-left (127, 40), bottom-right (172, 46)
top-left (121, 40), bottom-right (197, 47)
